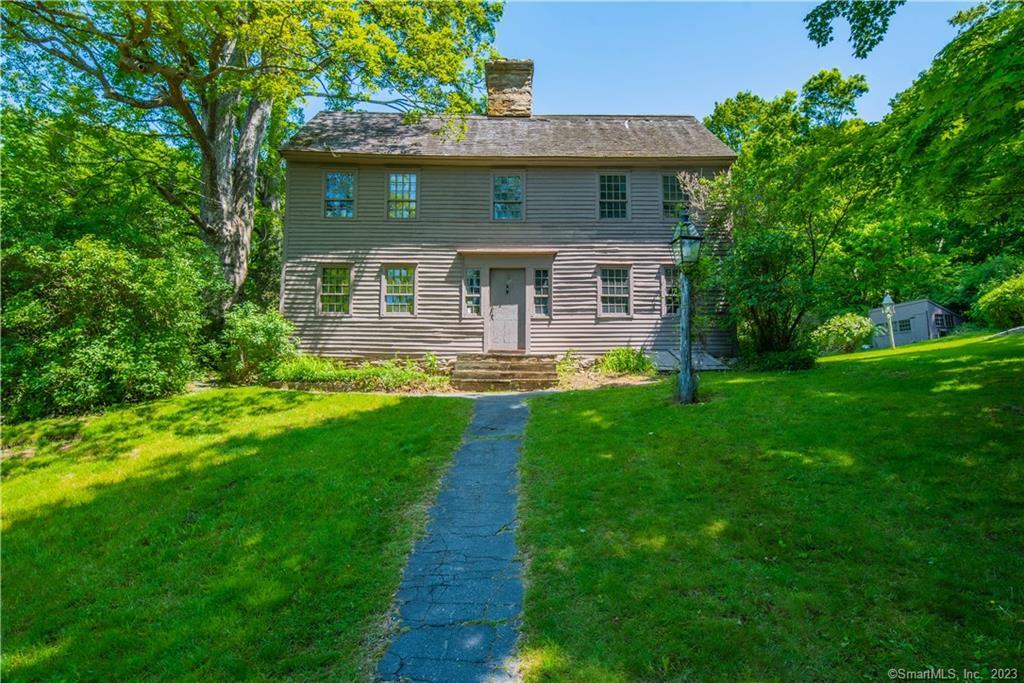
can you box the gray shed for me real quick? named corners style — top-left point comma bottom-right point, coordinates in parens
top-left (867, 299), bottom-right (961, 349)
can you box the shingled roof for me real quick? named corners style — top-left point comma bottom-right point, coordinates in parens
top-left (280, 112), bottom-right (736, 162)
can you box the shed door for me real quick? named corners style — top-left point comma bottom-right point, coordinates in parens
top-left (488, 268), bottom-right (526, 351)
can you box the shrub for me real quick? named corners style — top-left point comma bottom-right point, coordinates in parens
top-left (1, 236), bottom-right (206, 420)
top-left (740, 349), bottom-right (817, 372)
top-left (271, 355), bottom-right (449, 392)
top-left (810, 313), bottom-right (877, 354)
top-left (974, 273), bottom-right (1024, 330)
top-left (595, 346), bottom-right (656, 376)
top-left (556, 349), bottom-right (583, 378)
top-left (220, 303), bottom-right (296, 384)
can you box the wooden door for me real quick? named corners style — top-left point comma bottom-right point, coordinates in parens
top-left (488, 268), bottom-right (526, 351)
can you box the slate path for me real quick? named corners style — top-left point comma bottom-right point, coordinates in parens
top-left (377, 394), bottom-right (529, 682)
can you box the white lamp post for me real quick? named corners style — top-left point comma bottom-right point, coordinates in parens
top-left (882, 290), bottom-right (897, 350)
top-left (671, 222), bottom-right (704, 404)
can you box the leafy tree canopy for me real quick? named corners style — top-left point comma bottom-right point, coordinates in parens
top-left (3, 1), bottom-right (503, 304)
top-left (805, 0), bottom-right (906, 58)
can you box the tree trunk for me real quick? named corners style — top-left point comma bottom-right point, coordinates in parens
top-left (196, 88), bottom-right (272, 311)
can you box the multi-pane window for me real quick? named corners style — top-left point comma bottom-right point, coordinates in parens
top-left (320, 266), bottom-right (351, 314)
top-left (387, 173), bottom-right (417, 219)
top-left (599, 174), bottom-right (628, 219)
top-left (464, 268), bottom-right (481, 316)
top-left (384, 266), bottom-right (415, 313)
top-left (325, 172), bottom-right (355, 218)
top-left (534, 269), bottom-right (550, 316)
top-left (935, 313), bottom-right (955, 329)
top-left (663, 266), bottom-right (680, 315)
top-left (897, 319), bottom-right (912, 332)
top-left (493, 174), bottom-right (523, 220)
top-left (662, 175), bottom-right (689, 220)
top-left (599, 267), bottom-right (630, 315)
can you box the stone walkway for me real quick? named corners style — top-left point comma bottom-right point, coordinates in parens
top-left (377, 394), bottom-right (528, 682)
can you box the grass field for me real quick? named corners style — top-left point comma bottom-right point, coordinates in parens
top-left (1, 388), bottom-right (472, 681)
top-left (519, 334), bottom-right (1024, 680)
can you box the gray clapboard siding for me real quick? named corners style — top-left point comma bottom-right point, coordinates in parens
top-left (282, 162), bottom-right (735, 363)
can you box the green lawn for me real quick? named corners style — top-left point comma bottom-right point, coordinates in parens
top-left (519, 334), bottom-right (1024, 680)
top-left (1, 388), bottom-right (472, 681)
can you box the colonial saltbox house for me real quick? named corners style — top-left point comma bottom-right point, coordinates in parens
top-left (278, 60), bottom-right (737, 389)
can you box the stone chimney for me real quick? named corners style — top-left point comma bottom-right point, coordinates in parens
top-left (485, 59), bottom-right (533, 117)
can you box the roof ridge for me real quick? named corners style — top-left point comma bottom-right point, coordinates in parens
top-left (310, 111), bottom-right (699, 120)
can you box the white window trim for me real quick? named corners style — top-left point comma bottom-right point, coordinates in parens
top-left (316, 262), bottom-right (354, 317)
top-left (531, 266), bottom-right (552, 319)
top-left (660, 265), bottom-right (681, 318)
top-left (462, 266), bottom-right (483, 320)
top-left (380, 263), bottom-right (418, 317)
top-left (661, 172), bottom-right (688, 221)
top-left (596, 264), bottom-right (633, 318)
top-left (323, 169), bottom-right (358, 220)
top-left (385, 169), bottom-right (420, 221)
top-left (597, 171), bottom-right (631, 221)
top-left (490, 170), bottom-right (526, 222)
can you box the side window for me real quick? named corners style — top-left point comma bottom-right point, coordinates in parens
top-left (387, 173), bottom-right (418, 219)
top-left (599, 266), bottom-right (631, 315)
top-left (464, 268), bottom-right (481, 316)
top-left (662, 175), bottom-right (689, 220)
top-left (493, 174), bottom-right (524, 220)
top-left (662, 266), bottom-right (680, 316)
top-left (383, 265), bottom-right (415, 314)
top-left (534, 269), bottom-right (550, 316)
top-left (319, 266), bottom-right (351, 314)
top-left (599, 174), bottom-right (628, 219)
top-left (325, 172), bottom-right (356, 218)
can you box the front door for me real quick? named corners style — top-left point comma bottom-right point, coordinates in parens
top-left (488, 268), bottom-right (526, 351)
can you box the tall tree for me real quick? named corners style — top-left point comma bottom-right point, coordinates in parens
top-left (3, 1), bottom-right (502, 308)
top-left (804, 0), bottom-right (906, 58)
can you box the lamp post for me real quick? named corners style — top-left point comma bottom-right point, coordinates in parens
top-left (882, 290), bottom-right (897, 350)
top-left (671, 222), bottom-right (704, 403)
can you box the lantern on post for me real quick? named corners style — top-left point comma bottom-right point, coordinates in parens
top-left (670, 222), bottom-right (704, 403)
top-left (882, 290), bottom-right (897, 350)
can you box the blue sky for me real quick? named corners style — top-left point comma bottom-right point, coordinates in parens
top-left (304, 1), bottom-right (971, 123)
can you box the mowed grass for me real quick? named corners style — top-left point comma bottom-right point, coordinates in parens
top-left (519, 334), bottom-right (1024, 680)
top-left (1, 388), bottom-right (472, 681)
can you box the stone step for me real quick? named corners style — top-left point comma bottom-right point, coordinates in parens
top-left (454, 360), bottom-right (558, 372)
top-left (452, 369), bottom-right (558, 381)
top-left (451, 378), bottom-right (557, 392)
top-left (457, 353), bottom-right (557, 362)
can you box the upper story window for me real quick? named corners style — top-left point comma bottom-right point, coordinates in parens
top-left (599, 266), bottom-right (631, 315)
top-left (662, 266), bottom-right (680, 316)
top-left (534, 269), bottom-right (550, 316)
top-left (662, 175), bottom-right (689, 220)
top-left (325, 171), bottom-right (355, 218)
top-left (319, 265), bottom-right (351, 314)
top-left (383, 265), bottom-right (415, 314)
top-left (599, 174), bottom-right (628, 219)
top-left (387, 173), bottom-right (417, 219)
top-left (493, 174), bottom-right (524, 220)
top-left (464, 268), bottom-right (481, 316)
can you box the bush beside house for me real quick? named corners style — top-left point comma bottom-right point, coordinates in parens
top-left (811, 313), bottom-right (877, 354)
top-left (974, 273), bottom-right (1024, 330)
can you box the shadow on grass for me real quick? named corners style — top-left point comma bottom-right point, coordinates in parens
top-left (517, 335), bottom-right (1024, 680)
top-left (1, 389), bottom-right (318, 481)
top-left (2, 392), bottom-right (469, 681)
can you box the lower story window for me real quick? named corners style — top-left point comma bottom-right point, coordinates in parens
top-left (320, 266), bottom-right (351, 314)
top-left (897, 319), bottom-right (912, 332)
top-left (599, 266), bottom-right (630, 315)
top-left (384, 265), bottom-right (415, 314)
top-left (662, 266), bottom-right (680, 316)
top-left (464, 268), bottom-right (481, 316)
top-left (534, 269), bottom-right (550, 316)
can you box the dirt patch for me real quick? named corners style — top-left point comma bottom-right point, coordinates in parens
top-left (558, 370), bottom-right (659, 391)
